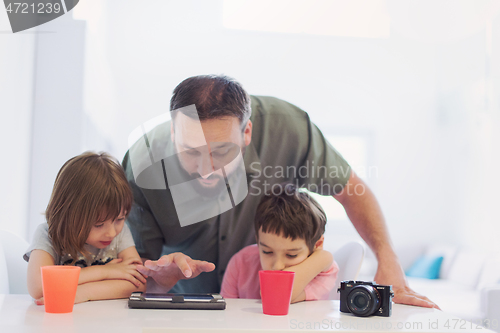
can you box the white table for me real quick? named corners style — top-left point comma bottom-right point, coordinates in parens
top-left (0, 295), bottom-right (495, 333)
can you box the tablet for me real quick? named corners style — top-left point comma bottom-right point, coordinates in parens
top-left (128, 292), bottom-right (226, 310)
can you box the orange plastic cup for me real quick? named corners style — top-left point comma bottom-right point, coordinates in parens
top-left (259, 270), bottom-right (295, 315)
top-left (41, 266), bottom-right (81, 313)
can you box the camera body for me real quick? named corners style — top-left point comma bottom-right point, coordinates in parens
top-left (338, 280), bottom-right (393, 317)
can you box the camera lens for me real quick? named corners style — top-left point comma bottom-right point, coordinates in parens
top-left (346, 285), bottom-right (380, 317)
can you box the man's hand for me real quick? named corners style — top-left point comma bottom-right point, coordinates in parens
top-left (374, 258), bottom-right (440, 309)
top-left (335, 171), bottom-right (440, 309)
top-left (136, 252), bottom-right (215, 292)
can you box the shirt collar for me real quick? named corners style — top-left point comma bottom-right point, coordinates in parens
top-left (243, 141), bottom-right (261, 177)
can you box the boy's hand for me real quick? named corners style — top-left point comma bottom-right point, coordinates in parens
top-left (283, 249), bottom-right (334, 303)
top-left (103, 258), bottom-right (147, 287)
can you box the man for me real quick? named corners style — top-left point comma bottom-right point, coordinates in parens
top-left (123, 74), bottom-right (437, 308)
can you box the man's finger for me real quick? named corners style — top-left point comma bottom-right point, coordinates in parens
top-left (156, 255), bottom-right (173, 267)
top-left (144, 259), bottom-right (163, 271)
top-left (172, 253), bottom-right (192, 277)
top-left (399, 287), bottom-right (441, 310)
top-left (136, 265), bottom-right (151, 277)
top-left (394, 293), bottom-right (440, 309)
top-left (197, 261), bottom-right (215, 273)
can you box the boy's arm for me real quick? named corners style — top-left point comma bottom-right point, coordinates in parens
top-left (283, 249), bottom-right (333, 303)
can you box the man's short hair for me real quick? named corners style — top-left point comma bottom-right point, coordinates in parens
top-left (170, 75), bottom-right (251, 128)
top-left (254, 183), bottom-right (327, 253)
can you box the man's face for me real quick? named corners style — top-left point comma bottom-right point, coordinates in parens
top-left (171, 112), bottom-right (252, 193)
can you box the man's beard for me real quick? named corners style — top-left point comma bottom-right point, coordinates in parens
top-left (175, 145), bottom-right (246, 198)
top-left (189, 171), bottom-right (227, 197)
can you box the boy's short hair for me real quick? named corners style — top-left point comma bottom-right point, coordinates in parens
top-left (254, 183), bottom-right (327, 252)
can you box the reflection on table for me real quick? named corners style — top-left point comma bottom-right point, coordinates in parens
top-left (0, 294), bottom-right (494, 333)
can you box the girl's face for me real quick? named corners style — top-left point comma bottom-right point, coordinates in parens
top-left (86, 210), bottom-right (126, 249)
top-left (258, 228), bottom-right (311, 271)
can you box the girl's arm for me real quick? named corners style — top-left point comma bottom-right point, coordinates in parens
top-left (78, 246), bottom-right (145, 286)
top-left (283, 249), bottom-right (333, 303)
top-left (29, 246), bottom-right (147, 304)
top-left (27, 249), bottom-right (55, 300)
top-left (75, 279), bottom-right (146, 303)
top-left (74, 246), bottom-right (146, 303)
top-left (35, 273), bottom-right (146, 304)
top-left (117, 246), bottom-right (142, 262)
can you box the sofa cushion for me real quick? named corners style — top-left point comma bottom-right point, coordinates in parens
top-left (424, 244), bottom-right (457, 279)
top-left (406, 255), bottom-right (443, 279)
top-left (447, 250), bottom-right (485, 289)
top-left (396, 243), bottom-right (426, 271)
top-left (477, 257), bottom-right (500, 290)
top-left (407, 277), bottom-right (484, 321)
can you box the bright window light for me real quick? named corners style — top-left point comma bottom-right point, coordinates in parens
top-left (223, 0), bottom-right (390, 38)
top-left (306, 135), bottom-right (370, 221)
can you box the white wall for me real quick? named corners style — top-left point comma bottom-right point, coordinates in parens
top-left (27, 15), bottom-right (86, 239)
top-left (0, 12), bottom-right (86, 240)
top-left (0, 8), bottom-right (35, 240)
top-left (74, 0), bottom-right (500, 254)
top-left (2, 0), bottom-right (499, 254)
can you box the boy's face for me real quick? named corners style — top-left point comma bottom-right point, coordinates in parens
top-left (258, 228), bottom-right (311, 271)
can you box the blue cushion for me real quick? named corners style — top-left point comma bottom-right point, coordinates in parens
top-left (405, 255), bottom-right (444, 279)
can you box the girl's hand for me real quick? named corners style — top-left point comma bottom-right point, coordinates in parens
top-left (34, 297), bottom-right (44, 305)
top-left (103, 258), bottom-right (147, 287)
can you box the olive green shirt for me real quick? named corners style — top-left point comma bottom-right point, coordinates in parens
top-left (122, 95), bottom-right (351, 293)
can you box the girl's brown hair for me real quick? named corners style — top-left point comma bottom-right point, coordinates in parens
top-left (45, 152), bottom-right (133, 263)
top-left (254, 183), bottom-right (327, 253)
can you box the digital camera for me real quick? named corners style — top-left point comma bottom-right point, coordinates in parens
top-left (338, 280), bottom-right (394, 317)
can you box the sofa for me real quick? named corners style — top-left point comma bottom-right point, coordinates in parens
top-left (359, 243), bottom-right (500, 332)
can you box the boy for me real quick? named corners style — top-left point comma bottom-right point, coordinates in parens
top-left (221, 183), bottom-right (337, 303)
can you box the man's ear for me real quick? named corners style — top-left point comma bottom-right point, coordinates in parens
top-left (171, 121), bottom-right (175, 143)
top-left (243, 120), bottom-right (252, 147)
top-left (313, 235), bottom-right (325, 250)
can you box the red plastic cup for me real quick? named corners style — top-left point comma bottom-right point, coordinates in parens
top-left (41, 266), bottom-right (81, 313)
top-left (259, 270), bottom-right (295, 315)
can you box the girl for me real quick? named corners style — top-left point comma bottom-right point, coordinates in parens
top-left (25, 152), bottom-right (147, 304)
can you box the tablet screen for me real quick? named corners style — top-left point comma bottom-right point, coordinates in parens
top-left (143, 293), bottom-right (215, 302)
